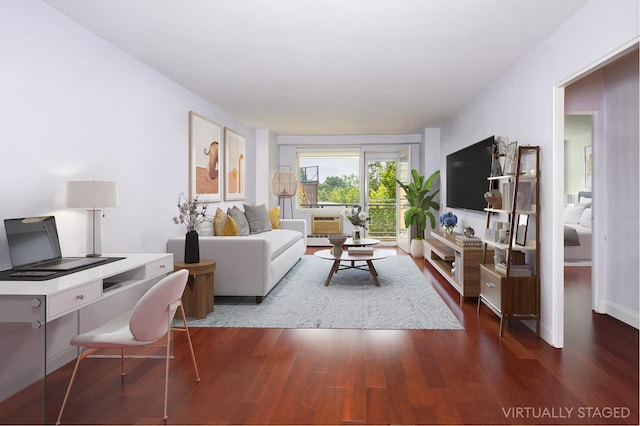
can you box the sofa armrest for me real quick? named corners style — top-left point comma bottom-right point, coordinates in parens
top-left (279, 219), bottom-right (307, 246)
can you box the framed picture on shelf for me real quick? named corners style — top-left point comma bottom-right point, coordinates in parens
top-left (189, 111), bottom-right (222, 202)
top-left (224, 127), bottom-right (246, 201)
top-left (515, 214), bottom-right (529, 246)
top-left (503, 141), bottom-right (518, 175)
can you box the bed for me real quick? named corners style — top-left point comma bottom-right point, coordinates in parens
top-left (564, 191), bottom-right (592, 261)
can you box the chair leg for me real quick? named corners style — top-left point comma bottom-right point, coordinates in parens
top-left (178, 303), bottom-right (200, 381)
top-left (56, 347), bottom-right (91, 425)
top-left (164, 318), bottom-right (171, 421)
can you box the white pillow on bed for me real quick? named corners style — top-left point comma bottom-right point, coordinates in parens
top-left (579, 207), bottom-right (592, 227)
top-left (564, 205), bottom-right (586, 224)
top-left (579, 196), bottom-right (592, 207)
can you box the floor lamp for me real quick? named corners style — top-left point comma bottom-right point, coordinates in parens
top-left (67, 181), bottom-right (120, 257)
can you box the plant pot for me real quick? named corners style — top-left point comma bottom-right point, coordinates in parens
top-left (410, 238), bottom-right (423, 258)
top-left (184, 230), bottom-right (200, 264)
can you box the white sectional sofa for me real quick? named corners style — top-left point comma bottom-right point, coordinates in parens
top-left (167, 219), bottom-right (306, 303)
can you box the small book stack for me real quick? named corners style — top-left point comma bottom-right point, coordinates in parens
top-left (348, 246), bottom-right (374, 255)
top-left (495, 262), bottom-right (533, 276)
top-left (455, 235), bottom-right (482, 247)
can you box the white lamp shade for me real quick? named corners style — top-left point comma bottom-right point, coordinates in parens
top-left (67, 181), bottom-right (120, 208)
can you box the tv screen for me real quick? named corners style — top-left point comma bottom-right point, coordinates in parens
top-left (446, 136), bottom-right (495, 212)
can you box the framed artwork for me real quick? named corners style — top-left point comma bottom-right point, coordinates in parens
top-left (515, 214), bottom-right (529, 246)
top-left (189, 111), bottom-right (222, 202)
top-left (584, 145), bottom-right (593, 189)
top-left (224, 127), bottom-right (246, 201)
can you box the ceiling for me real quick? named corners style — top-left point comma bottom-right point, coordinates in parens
top-left (43, 0), bottom-right (589, 135)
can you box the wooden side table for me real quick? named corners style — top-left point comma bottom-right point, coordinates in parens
top-left (174, 260), bottom-right (216, 319)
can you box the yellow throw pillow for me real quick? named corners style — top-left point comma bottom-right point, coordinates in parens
top-left (214, 207), bottom-right (238, 236)
top-left (268, 206), bottom-right (280, 229)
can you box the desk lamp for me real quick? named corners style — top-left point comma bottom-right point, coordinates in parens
top-left (67, 181), bottom-right (119, 257)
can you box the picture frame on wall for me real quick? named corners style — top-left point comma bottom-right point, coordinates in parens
top-left (584, 145), bottom-right (592, 189)
top-left (189, 111), bottom-right (222, 202)
top-left (224, 127), bottom-right (246, 201)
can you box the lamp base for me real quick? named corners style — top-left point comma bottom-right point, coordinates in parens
top-left (86, 253), bottom-right (102, 258)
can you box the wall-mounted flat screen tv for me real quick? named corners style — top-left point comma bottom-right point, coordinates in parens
top-left (446, 136), bottom-right (494, 212)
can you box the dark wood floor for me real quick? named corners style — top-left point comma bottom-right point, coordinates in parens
top-left (0, 248), bottom-right (637, 425)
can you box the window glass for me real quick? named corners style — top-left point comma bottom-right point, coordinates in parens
top-left (297, 151), bottom-right (360, 209)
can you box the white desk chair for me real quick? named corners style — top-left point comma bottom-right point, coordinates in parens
top-left (56, 269), bottom-right (200, 424)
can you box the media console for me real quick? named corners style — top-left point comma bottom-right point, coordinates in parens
top-left (0, 253), bottom-right (173, 423)
top-left (423, 231), bottom-right (491, 304)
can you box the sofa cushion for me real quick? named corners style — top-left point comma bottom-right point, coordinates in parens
top-left (269, 206), bottom-right (280, 229)
top-left (246, 229), bottom-right (303, 259)
top-left (228, 206), bottom-right (250, 236)
top-left (244, 204), bottom-right (272, 234)
top-left (214, 207), bottom-right (238, 236)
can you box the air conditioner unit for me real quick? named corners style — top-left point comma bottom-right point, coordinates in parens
top-left (311, 214), bottom-right (343, 235)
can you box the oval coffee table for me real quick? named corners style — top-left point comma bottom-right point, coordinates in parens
top-left (314, 248), bottom-right (390, 287)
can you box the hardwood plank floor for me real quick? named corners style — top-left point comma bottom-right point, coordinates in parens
top-left (0, 249), bottom-right (637, 425)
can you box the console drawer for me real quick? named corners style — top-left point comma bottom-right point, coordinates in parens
top-left (144, 256), bottom-right (171, 279)
top-left (48, 280), bottom-right (101, 320)
top-left (480, 266), bottom-right (502, 312)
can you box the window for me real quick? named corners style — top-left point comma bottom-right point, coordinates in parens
top-left (297, 150), bottom-right (360, 209)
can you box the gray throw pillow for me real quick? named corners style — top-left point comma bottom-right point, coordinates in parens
top-left (244, 204), bottom-right (273, 234)
top-left (228, 206), bottom-right (250, 236)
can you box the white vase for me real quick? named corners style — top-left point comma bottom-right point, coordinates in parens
top-left (410, 239), bottom-right (423, 258)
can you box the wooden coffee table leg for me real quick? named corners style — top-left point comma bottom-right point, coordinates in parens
top-left (366, 260), bottom-right (380, 287)
top-left (324, 260), bottom-right (341, 286)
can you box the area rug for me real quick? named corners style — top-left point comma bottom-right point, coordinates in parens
top-left (187, 255), bottom-right (464, 330)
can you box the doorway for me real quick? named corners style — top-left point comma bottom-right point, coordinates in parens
top-left (365, 155), bottom-right (398, 244)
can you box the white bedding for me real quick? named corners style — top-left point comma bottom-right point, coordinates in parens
top-left (564, 223), bottom-right (592, 261)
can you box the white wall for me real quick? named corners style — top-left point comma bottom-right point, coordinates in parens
top-left (0, 0), bottom-right (256, 400)
top-left (0, 0), bottom-right (256, 272)
top-left (439, 0), bottom-right (639, 346)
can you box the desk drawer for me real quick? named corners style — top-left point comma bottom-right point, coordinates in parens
top-left (48, 280), bottom-right (101, 320)
top-left (144, 257), bottom-right (171, 279)
top-left (480, 267), bottom-right (502, 312)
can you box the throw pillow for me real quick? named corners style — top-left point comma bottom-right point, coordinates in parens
top-left (228, 206), bottom-right (250, 236)
top-left (564, 205), bottom-right (586, 224)
top-left (244, 204), bottom-right (273, 234)
top-left (214, 207), bottom-right (238, 236)
top-left (268, 206), bottom-right (280, 229)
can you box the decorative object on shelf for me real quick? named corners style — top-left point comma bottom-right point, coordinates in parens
top-left (515, 214), bottom-right (529, 246)
top-left (173, 193), bottom-right (209, 264)
top-left (272, 165), bottom-right (298, 219)
top-left (396, 169), bottom-right (440, 250)
top-left (439, 212), bottom-right (458, 235)
top-left (67, 180), bottom-right (120, 257)
top-left (352, 228), bottom-right (362, 243)
top-left (328, 235), bottom-right (346, 256)
top-left (189, 111), bottom-right (222, 202)
top-left (484, 189), bottom-right (503, 209)
top-left (463, 227), bottom-right (475, 238)
top-left (503, 140), bottom-right (519, 175)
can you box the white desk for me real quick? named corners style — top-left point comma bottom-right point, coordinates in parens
top-left (0, 253), bottom-right (173, 423)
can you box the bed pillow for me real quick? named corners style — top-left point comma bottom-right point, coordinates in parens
top-left (579, 196), bottom-right (592, 207)
top-left (564, 205), bottom-right (586, 224)
top-left (244, 204), bottom-right (273, 234)
top-left (227, 206), bottom-right (250, 236)
top-left (579, 207), bottom-right (592, 228)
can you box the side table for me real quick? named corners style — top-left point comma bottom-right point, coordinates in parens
top-left (174, 259), bottom-right (216, 319)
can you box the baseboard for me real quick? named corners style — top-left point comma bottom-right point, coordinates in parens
top-left (597, 300), bottom-right (640, 329)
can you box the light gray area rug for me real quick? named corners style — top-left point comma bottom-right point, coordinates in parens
top-left (187, 255), bottom-right (464, 330)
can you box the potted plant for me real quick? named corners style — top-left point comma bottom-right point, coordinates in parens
top-left (396, 169), bottom-right (440, 257)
